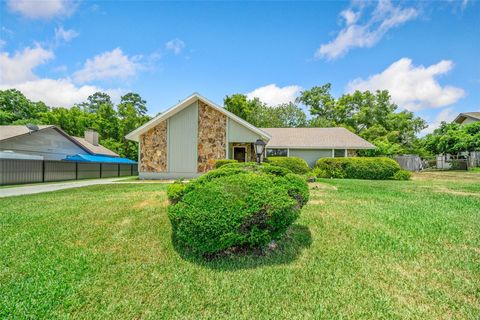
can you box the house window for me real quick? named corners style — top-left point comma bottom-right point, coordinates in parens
top-left (334, 149), bottom-right (346, 157)
top-left (266, 148), bottom-right (288, 157)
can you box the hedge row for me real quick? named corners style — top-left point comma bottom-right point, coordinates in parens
top-left (265, 157), bottom-right (310, 174)
top-left (314, 157), bottom-right (401, 180)
top-left (215, 159), bottom-right (238, 168)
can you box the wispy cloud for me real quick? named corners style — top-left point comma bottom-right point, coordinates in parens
top-left (0, 44), bottom-right (121, 107)
top-left (247, 84), bottom-right (302, 106)
top-left (347, 58), bottom-right (465, 111)
top-left (315, 0), bottom-right (418, 60)
top-left (7, 0), bottom-right (79, 20)
top-left (73, 48), bottom-right (143, 83)
top-left (165, 38), bottom-right (185, 55)
top-left (55, 26), bottom-right (79, 44)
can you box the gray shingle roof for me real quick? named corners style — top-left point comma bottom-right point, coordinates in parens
top-left (0, 125), bottom-right (119, 157)
top-left (71, 136), bottom-right (119, 157)
top-left (0, 125), bottom-right (55, 141)
top-left (260, 127), bottom-right (375, 149)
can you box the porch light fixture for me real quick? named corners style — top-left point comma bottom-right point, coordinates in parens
top-left (254, 139), bottom-right (266, 164)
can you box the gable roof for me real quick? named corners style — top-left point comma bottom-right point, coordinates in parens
top-left (125, 93), bottom-right (271, 142)
top-left (0, 125), bottom-right (56, 141)
top-left (453, 112), bottom-right (480, 123)
top-left (71, 136), bottom-right (119, 157)
top-left (260, 127), bottom-right (375, 149)
top-left (0, 125), bottom-right (119, 157)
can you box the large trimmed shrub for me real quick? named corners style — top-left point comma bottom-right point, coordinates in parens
top-left (214, 159), bottom-right (238, 169)
top-left (167, 163), bottom-right (309, 255)
top-left (266, 156), bottom-right (310, 174)
top-left (315, 157), bottom-right (401, 180)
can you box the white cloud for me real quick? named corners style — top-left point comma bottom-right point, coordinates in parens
top-left (73, 48), bottom-right (142, 83)
top-left (165, 38), bottom-right (185, 55)
top-left (421, 107), bottom-right (457, 135)
top-left (316, 0), bottom-right (418, 60)
top-left (0, 45), bottom-right (122, 107)
top-left (55, 26), bottom-right (79, 43)
top-left (0, 45), bottom-right (54, 84)
top-left (347, 58), bottom-right (465, 111)
top-left (247, 84), bottom-right (302, 106)
top-left (0, 79), bottom-right (108, 107)
top-left (7, 0), bottom-right (78, 19)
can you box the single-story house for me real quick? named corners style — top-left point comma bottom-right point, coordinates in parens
top-left (126, 93), bottom-right (375, 179)
top-left (453, 112), bottom-right (480, 125)
top-left (261, 127), bottom-right (375, 167)
top-left (0, 125), bottom-right (135, 163)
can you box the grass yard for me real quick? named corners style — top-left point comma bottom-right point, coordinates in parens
top-left (1, 172), bottom-right (479, 319)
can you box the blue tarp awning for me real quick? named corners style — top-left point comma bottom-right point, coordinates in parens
top-left (63, 154), bottom-right (137, 164)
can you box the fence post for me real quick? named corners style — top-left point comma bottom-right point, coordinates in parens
top-left (118, 164), bottom-right (120, 177)
top-left (131, 164), bottom-right (133, 176)
top-left (100, 163), bottom-right (102, 178)
top-left (75, 162), bottom-right (78, 180)
top-left (42, 160), bottom-right (45, 182)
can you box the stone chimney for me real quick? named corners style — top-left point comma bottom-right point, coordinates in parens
top-left (85, 129), bottom-right (99, 146)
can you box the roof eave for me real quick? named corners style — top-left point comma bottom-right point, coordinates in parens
top-left (125, 93), bottom-right (272, 142)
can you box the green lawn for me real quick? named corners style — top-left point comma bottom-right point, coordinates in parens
top-left (1, 172), bottom-right (479, 319)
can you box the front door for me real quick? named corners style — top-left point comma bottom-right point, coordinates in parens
top-left (233, 147), bottom-right (246, 162)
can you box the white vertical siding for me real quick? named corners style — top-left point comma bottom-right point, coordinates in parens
top-left (167, 102), bottom-right (198, 173)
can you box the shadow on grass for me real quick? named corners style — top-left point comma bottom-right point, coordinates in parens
top-left (172, 224), bottom-right (312, 271)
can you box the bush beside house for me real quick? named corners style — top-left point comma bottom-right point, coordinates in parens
top-left (215, 159), bottom-right (238, 168)
top-left (265, 156), bottom-right (310, 174)
top-left (315, 157), bottom-right (402, 180)
top-left (167, 163), bottom-right (309, 256)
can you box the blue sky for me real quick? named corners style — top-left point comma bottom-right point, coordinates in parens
top-left (0, 0), bottom-right (479, 133)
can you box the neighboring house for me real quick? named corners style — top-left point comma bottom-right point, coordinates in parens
top-left (261, 127), bottom-right (375, 167)
top-left (126, 93), bottom-right (375, 179)
top-left (0, 125), bottom-right (134, 163)
top-left (453, 112), bottom-right (480, 125)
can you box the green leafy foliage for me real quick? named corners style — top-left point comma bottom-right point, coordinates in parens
top-left (168, 164), bottom-right (309, 255)
top-left (214, 159), bottom-right (238, 168)
top-left (393, 170), bottom-right (412, 181)
top-left (167, 181), bottom-right (187, 204)
top-left (224, 94), bottom-right (307, 128)
top-left (296, 85), bottom-right (427, 156)
top-left (315, 157), bottom-right (401, 180)
top-left (424, 122), bottom-right (480, 155)
top-left (266, 156), bottom-right (310, 174)
top-left (0, 89), bottom-right (150, 160)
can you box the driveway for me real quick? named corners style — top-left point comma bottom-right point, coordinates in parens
top-left (0, 178), bottom-right (127, 198)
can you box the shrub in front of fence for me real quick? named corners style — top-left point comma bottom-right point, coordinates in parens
top-left (315, 157), bottom-right (401, 180)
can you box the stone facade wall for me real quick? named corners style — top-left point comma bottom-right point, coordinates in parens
top-left (197, 101), bottom-right (227, 172)
top-left (140, 121), bottom-right (168, 172)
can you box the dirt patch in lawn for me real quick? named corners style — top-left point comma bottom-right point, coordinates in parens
top-left (434, 187), bottom-right (480, 197)
top-left (132, 198), bottom-right (164, 209)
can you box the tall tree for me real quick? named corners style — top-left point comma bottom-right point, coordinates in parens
top-left (298, 85), bottom-right (427, 155)
top-left (77, 92), bottom-right (114, 114)
top-left (0, 89), bottom-right (49, 124)
top-left (224, 94), bottom-right (307, 128)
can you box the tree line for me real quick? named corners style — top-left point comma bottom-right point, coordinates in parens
top-left (224, 84), bottom-right (429, 156)
top-left (1, 85), bottom-right (478, 160)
